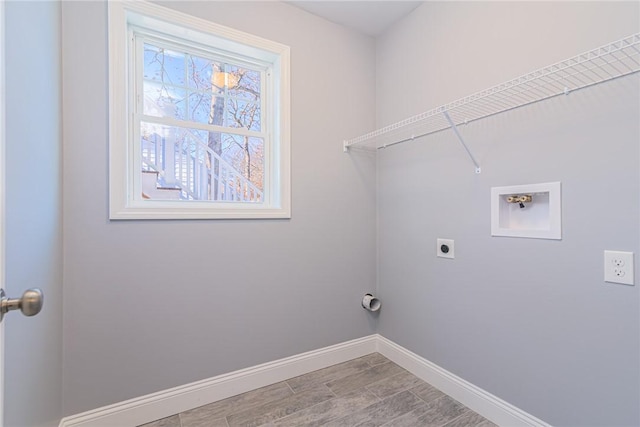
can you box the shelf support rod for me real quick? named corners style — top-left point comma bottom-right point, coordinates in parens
top-left (442, 111), bottom-right (481, 174)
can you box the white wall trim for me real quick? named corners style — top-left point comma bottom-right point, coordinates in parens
top-left (60, 334), bottom-right (549, 427)
top-left (59, 336), bottom-right (377, 427)
top-left (375, 335), bottom-right (551, 427)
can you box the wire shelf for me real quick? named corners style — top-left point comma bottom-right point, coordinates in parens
top-left (344, 33), bottom-right (640, 152)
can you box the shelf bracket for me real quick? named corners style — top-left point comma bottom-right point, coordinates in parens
top-left (443, 111), bottom-right (481, 174)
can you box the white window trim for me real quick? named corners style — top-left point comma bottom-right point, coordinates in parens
top-left (108, 0), bottom-right (291, 219)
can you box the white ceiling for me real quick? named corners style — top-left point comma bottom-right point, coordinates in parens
top-left (287, 1), bottom-right (423, 37)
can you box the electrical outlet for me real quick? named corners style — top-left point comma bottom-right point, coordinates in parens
top-left (604, 250), bottom-right (634, 286)
top-left (437, 239), bottom-right (454, 259)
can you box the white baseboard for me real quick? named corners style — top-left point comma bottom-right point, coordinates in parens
top-left (59, 335), bottom-right (378, 427)
top-left (60, 334), bottom-right (548, 427)
top-left (375, 335), bottom-right (550, 427)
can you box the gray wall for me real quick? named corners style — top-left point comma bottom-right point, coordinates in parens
top-left (4, 1), bottom-right (63, 426)
top-left (375, 2), bottom-right (639, 426)
top-left (61, 1), bottom-right (376, 416)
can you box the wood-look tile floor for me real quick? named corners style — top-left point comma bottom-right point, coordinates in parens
top-left (140, 353), bottom-right (497, 427)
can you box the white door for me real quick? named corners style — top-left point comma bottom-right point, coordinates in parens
top-left (1, 0), bottom-right (6, 420)
top-left (0, 2), bottom-right (58, 426)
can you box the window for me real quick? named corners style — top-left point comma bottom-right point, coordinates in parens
top-left (109, 1), bottom-right (290, 219)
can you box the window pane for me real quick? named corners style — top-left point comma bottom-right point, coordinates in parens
top-left (187, 55), bottom-right (224, 94)
top-left (144, 44), bottom-right (185, 86)
top-left (188, 92), bottom-right (224, 126)
top-left (143, 81), bottom-right (186, 120)
top-left (228, 66), bottom-right (261, 101)
top-left (140, 121), bottom-right (264, 202)
top-left (225, 99), bottom-right (261, 131)
top-left (141, 122), bottom-right (169, 172)
top-left (220, 134), bottom-right (264, 192)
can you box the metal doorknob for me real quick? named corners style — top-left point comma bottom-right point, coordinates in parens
top-left (0, 288), bottom-right (44, 322)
